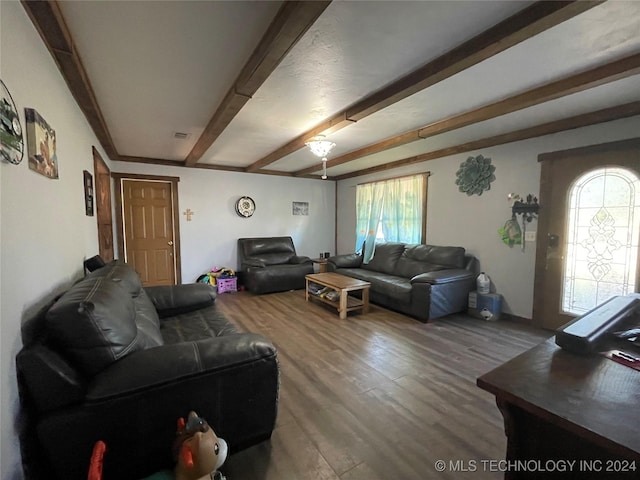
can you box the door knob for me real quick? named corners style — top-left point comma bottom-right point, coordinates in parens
top-left (168, 240), bottom-right (174, 246)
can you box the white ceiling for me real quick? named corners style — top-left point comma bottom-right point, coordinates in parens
top-left (53, 0), bottom-right (640, 179)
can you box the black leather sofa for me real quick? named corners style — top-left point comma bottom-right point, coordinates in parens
top-left (16, 261), bottom-right (279, 480)
top-left (327, 242), bottom-right (478, 322)
top-left (238, 236), bottom-right (313, 294)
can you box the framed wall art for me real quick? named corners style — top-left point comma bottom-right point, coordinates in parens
top-left (292, 201), bottom-right (309, 216)
top-left (25, 107), bottom-right (58, 179)
top-left (84, 170), bottom-right (94, 216)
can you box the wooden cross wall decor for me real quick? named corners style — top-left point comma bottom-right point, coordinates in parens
top-left (183, 209), bottom-right (194, 221)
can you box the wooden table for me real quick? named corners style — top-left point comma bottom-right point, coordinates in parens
top-left (311, 258), bottom-right (328, 273)
top-left (305, 273), bottom-right (370, 319)
top-left (477, 338), bottom-right (640, 479)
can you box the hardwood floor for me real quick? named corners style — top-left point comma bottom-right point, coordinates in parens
top-left (214, 290), bottom-right (551, 480)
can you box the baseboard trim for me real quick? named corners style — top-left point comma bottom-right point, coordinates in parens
top-left (501, 312), bottom-right (532, 325)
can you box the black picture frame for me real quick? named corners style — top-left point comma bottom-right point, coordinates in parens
top-left (84, 170), bottom-right (94, 216)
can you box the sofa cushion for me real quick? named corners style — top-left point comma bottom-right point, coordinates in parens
top-left (394, 245), bottom-right (465, 277)
top-left (145, 284), bottom-right (217, 318)
top-left (251, 252), bottom-right (295, 266)
top-left (92, 261), bottom-right (144, 296)
top-left (362, 242), bottom-right (405, 275)
top-left (131, 291), bottom-right (165, 348)
top-left (240, 237), bottom-right (295, 256)
top-left (335, 268), bottom-right (412, 302)
top-left (334, 268), bottom-right (375, 283)
top-left (91, 261), bottom-right (164, 348)
top-left (429, 245), bottom-right (466, 268)
top-left (160, 304), bottom-right (239, 343)
top-left (46, 276), bottom-right (143, 376)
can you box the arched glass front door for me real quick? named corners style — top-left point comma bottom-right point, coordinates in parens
top-left (562, 167), bottom-right (640, 315)
top-left (534, 139), bottom-right (640, 330)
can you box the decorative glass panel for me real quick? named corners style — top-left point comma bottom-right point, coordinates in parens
top-left (562, 167), bottom-right (640, 315)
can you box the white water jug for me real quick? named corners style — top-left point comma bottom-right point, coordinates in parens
top-left (477, 272), bottom-right (490, 294)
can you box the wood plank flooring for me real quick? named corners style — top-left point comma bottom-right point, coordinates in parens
top-left (214, 290), bottom-right (551, 480)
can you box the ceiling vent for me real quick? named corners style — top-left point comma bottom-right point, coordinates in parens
top-left (174, 132), bottom-right (190, 140)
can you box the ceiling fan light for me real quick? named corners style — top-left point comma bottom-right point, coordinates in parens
top-left (305, 135), bottom-right (336, 159)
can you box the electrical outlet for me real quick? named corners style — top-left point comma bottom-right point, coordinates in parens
top-left (525, 231), bottom-right (537, 242)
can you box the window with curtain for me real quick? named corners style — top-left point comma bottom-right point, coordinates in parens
top-left (355, 173), bottom-right (428, 262)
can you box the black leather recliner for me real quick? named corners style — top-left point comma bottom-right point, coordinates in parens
top-left (16, 261), bottom-right (279, 480)
top-left (238, 237), bottom-right (313, 294)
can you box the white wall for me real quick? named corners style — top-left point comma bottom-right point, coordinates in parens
top-left (110, 161), bottom-right (336, 282)
top-left (336, 115), bottom-right (640, 319)
top-left (0, 2), bottom-right (112, 478)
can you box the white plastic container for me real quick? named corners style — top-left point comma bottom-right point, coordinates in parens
top-left (477, 272), bottom-right (490, 294)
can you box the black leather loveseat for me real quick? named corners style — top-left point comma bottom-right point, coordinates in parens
top-left (327, 242), bottom-right (478, 322)
top-left (16, 261), bottom-right (279, 480)
top-left (238, 236), bottom-right (313, 294)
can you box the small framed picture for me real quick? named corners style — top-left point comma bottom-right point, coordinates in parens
top-left (25, 108), bottom-right (59, 179)
top-left (292, 201), bottom-right (309, 216)
top-left (83, 170), bottom-right (94, 216)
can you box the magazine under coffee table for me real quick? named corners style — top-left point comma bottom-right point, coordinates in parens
top-left (305, 272), bottom-right (371, 319)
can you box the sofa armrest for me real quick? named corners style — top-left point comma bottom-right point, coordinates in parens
top-left (289, 255), bottom-right (311, 264)
top-left (411, 269), bottom-right (475, 285)
top-left (87, 333), bottom-right (276, 401)
top-left (144, 284), bottom-right (216, 318)
top-left (16, 344), bottom-right (86, 413)
top-left (327, 253), bottom-right (363, 269)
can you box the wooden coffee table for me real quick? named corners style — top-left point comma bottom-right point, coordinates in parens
top-left (305, 272), bottom-right (370, 319)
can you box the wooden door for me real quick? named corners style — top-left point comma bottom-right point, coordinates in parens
top-left (533, 138), bottom-right (640, 330)
top-left (93, 148), bottom-right (114, 261)
top-left (122, 180), bottom-right (176, 286)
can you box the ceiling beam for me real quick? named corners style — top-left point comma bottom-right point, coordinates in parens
top-left (191, 164), bottom-right (321, 179)
top-left (333, 101), bottom-right (640, 180)
top-left (21, 0), bottom-right (120, 160)
top-left (184, 1), bottom-right (331, 167)
top-left (246, 0), bottom-right (602, 173)
top-left (296, 52), bottom-right (640, 176)
top-left (117, 156), bottom-right (185, 167)
top-left (117, 155), bottom-right (249, 172)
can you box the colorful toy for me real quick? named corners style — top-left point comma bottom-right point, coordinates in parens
top-left (197, 267), bottom-right (235, 286)
top-left (88, 411), bottom-right (228, 480)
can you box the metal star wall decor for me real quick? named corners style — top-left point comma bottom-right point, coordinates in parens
top-left (455, 154), bottom-right (496, 196)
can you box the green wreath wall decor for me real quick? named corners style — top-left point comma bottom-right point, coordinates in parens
top-left (455, 154), bottom-right (496, 196)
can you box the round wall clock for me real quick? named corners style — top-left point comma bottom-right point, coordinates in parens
top-left (235, 196), bottom-right (256, 218)
top-left (0, 79), bottom-right (24, 165)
